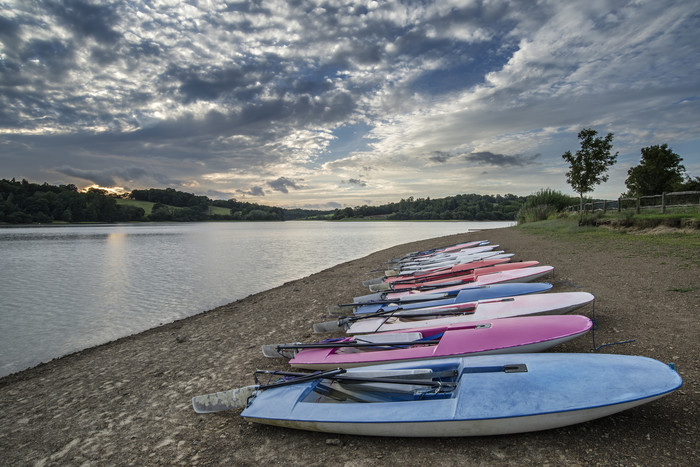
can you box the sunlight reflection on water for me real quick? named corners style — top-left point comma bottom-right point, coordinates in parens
top-left (0, 221), bottom-right (513, 377)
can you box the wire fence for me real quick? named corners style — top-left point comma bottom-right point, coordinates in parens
top-left (567, 191), bottom-right (700, 214)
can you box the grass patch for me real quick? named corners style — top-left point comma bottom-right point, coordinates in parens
top-left (586, 209), bottom-right (700, 230)
top-left (516, 217), bottom-right (700, 267)
top-left (116, 198), bottom-right (156, 215)
top-left (116, 198), bottom-right (231, 216)
top-left (208, 205), bottom-right (231, 216)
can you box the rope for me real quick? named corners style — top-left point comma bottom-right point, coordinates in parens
top-left (589, 300), bottom-right (636, 351)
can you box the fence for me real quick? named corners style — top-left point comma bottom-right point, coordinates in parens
top-left (568, 191), bottom-right (700, 214)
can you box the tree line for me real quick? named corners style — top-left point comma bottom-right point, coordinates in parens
top-left (0, 179), bottom-right (145, 224)
top-left (329, 193), bottom-right (526, 220)
top-left (0, 181), bottom-right (288, 224)
top-left (133, 188), bottom-right (286, 221)
top-left (0, 179), bottom-right (529, 224)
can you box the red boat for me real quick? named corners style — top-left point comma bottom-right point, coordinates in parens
top-left (371, 261), bottom-right (541, 292)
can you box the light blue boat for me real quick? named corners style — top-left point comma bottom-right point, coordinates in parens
top-left (353, 282), bottom-right (553, 314)
top-left (219, 353), bottom-right (682, 437)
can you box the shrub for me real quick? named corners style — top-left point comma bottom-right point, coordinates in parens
top-left (516, 189), bottom-right (578, 223)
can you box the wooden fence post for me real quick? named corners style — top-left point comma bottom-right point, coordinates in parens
top-left (636, 197), bottom-right (641, 214)
top-left (662, 192), bottom-right (666, 214)
top-left (618, 197), bottom-right (621, 212)
top-left (603, 199), bottom-right (607, 213)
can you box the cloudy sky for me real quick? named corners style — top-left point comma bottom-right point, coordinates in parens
top-left (1, 0), bottom-right (698, 209)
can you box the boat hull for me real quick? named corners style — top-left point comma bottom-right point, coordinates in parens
top-left (290, 315), bottom-right (592, 369)
top-left (243, 394), bottom-right (669, 437)
top-left (347, 292), bottom-right (595, 334)
top-left (373, 266), bottom-right (555, 302)
top-left (354, 282), bottom-right (554, 315)
top-left (240, 354), bottom-right (682, 437)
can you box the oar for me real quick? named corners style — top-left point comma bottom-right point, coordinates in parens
top-left (394, 245), bottom-right (499, 266)
top-left (367, 260), bottom-right (511, 289)
top-left (385, 251), bottom-right (510, 275)
top-left (385, 240), bottom-right (488, 263)
top-left (347, 303), bottom-right (478, 321)
top-left (329, 290), bottom-right (461, 314)
top-left (366, 256), bottom-right (509, 285)
top-left (369, 276), bottom-right (475, 292)
top-left (261, 337), bottom-right (442, 358)
top-left (313, 304), bottom-right (477, 333)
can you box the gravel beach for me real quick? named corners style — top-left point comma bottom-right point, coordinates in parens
top-left (0, 226), bottom-right (697, 466)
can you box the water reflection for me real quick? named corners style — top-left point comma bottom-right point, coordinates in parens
top-left (0, 221), bottom-right (513, 377)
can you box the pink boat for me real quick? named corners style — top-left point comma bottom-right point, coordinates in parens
top-left (264, 315), bottom-right (593, 370)
top-left (380, 257), bottom-right (513, 284)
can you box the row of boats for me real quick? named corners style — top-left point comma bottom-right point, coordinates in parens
top-left (193, 239), bottom-right (682, 437)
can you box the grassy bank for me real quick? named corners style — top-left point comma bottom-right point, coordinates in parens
top-left (516, 218), bottom-right (700, 269)
top-left (116, 198), bottom-right (231, 216)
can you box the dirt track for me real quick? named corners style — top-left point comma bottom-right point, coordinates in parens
top-left (0, 226), bottom-right (697, 465)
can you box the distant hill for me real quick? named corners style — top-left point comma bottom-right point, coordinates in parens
top-left (1, 179), bottom-right (525, 224)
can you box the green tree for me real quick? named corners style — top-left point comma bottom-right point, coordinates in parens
top-left (562, 128), bottom-right (618, 222)
top-left (675, 176), bottom-right (700, 191)
top-left (624, 144), bottom-right (686, 196)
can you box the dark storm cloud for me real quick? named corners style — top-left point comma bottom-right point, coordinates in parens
top-left (429, 151), bottom-right (454, 163)
top-left (346, 178), bottom-right (367, 187)
top-left (54, 166), bottom-right (176, 187)
top-left (464, 152), bottom-right (541, 167)
top-left (167, 63), bottom-right (269, 104)
top-left (46, 0), bottom-right (121, 44)
top-left (0, 14), bottom-right (20, 47)
top-left (267, 177), bottom-right (302, 193)
top-left (19, 38), bottom-right (75, 80)
top-left (429, 150), bottom-right (540, 167)
top-left (237, 186), bottom-right (266, 197)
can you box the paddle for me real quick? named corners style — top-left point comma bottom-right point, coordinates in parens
top-left (349, 285), bottom-right (505, 315)
top-left (262, 334), bottom-right (444, 358)
top-left (385, 240), bottom-right (488, 263)
top-left (385, 251), bottom-right (510, 275)
top-left (392, 244), bottom-right (495, 265)
top-left (369, 276), bottom-right (476, 292)
top-left (394, 245), bottom-right (499, 266)
top-left (329, 290), bottom-right (461, 314)
top-left (313, 304), bottom-right (478, 333)
top-left (368, 258), bottom-right (517, 290)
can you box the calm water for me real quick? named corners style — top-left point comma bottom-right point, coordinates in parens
top-left (0, 221), bottom-right (513, 377)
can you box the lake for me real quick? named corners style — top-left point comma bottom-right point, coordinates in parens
top-left (0, 220), bottom-right (513, 377)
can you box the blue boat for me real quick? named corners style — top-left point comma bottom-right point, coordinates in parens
top-left (195, 354), bottom-right (682, 437)
top-left (352, 282), bottom-right (553, 314)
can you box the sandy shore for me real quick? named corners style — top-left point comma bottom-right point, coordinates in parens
top-left (0, 226), bottom-right (697, 466)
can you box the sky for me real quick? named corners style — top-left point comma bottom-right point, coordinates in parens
top-left (1, 0), bottom-right (699, 209)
